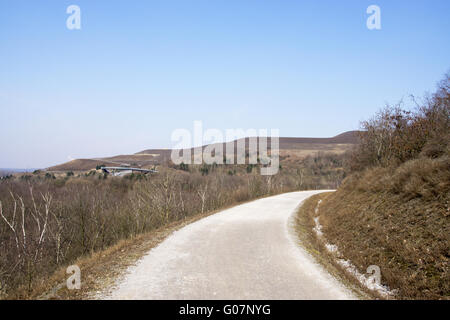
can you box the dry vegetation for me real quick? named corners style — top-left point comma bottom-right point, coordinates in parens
top-left (5, 73), bottom-right (446, 300)
top-left (0, 151), bottom-right (346, 299)
top-left (293, 193), bottom-right (371, 299)
top-left (308, 74), bottom-right (450, 299)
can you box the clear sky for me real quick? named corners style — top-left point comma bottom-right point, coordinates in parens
top-left (1, 0), bottom-right (449, 168)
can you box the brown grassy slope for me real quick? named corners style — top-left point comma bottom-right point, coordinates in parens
top-left (137, 131), bottom-right (360, 154)
top-left (294, 193), bottom-right (372, 299)
top-left (317, 156), bottom-right (450, 299)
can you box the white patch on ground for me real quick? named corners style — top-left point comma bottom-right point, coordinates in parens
top-left (313, 200), bottom-right (324, 237)
top-left (312, 200), bottom-right (397, 298)
top-left (313, 217), bottom-right (323, 237)
top-left (325, 243), bottom-right (339, 253)
top-left (314, 199), bottom-right (322, 214)
top-left (336, 259), bottom-right (396, 297)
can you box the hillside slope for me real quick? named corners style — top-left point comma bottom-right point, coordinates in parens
top-left (316, 157), bottom-right (449, 299)
top-left (310, 75), bottom-right (449, 299)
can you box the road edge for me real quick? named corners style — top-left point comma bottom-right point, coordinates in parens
top-left (289, 192), bottom-right (371, 300)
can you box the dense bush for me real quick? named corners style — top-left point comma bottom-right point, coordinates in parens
top-left (349, 74), bottom-right (449, 171)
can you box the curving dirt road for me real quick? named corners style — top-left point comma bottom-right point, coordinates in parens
top-left (102, 191), bottom-right (357, 300)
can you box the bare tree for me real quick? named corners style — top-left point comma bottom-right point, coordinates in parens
top-left (197, 183), bottom-right (208, 214)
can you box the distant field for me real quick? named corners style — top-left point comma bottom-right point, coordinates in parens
top-left (0, 168), bottom-right (39, 176)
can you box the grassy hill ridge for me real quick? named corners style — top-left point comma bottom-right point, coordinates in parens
top-left (47, 131), bottom-right (360, 172)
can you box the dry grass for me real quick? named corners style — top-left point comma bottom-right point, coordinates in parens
top-left (315, 156), bottom-right (449, 299)
top-left (293, 75), bottom-right (450, 300)
top-left (293, 193), bottom-right (373, 299)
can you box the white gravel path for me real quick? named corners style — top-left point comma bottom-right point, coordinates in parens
top-left (101, 191), bottom-right (357, 300)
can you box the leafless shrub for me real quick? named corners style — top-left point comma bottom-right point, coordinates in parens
top-left (0, 138), bottom-right (349, 297)
top-left (349, 74), bottom-right (449, 171)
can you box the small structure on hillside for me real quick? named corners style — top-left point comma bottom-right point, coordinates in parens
top-left (101, 166), bottom-right (157, 177)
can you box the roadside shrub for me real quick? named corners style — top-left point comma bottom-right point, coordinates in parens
top-left (317, 73), bottom-right (450, 299)
top-left (349, 74), bottom-right (449, 171)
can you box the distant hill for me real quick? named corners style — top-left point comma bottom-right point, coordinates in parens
top-left (47, 131), bottom-right (360, 172)
top-left (136, 131), bottom-right (360, 155)
top-left (278, 130), bottom-right (360, 146)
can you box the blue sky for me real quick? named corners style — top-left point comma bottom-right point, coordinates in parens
top-left (0, 0), bottom-right (449, 168)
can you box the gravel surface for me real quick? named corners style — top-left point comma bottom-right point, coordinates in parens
top-left (101, 191), bottom-right (357, 300)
